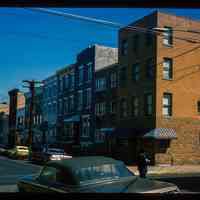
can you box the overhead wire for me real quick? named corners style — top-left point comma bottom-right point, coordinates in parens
top-left (25, 8), bottom-right (200, 44)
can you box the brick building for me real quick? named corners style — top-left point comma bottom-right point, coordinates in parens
top-left (25, 87), bottom-right (43, 145)
top-left (95, 63), bottom-right (119, 154)
top-left (43, 75), bottom-right (58, 145)
top-left (116, 11), bottom-right (200, 165)
top-left (56, 44), bottom-right (118, 154)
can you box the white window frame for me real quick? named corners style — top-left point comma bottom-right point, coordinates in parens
top-left (132, 96), bottom-right (139, 117)
top-left (96, 78), bottom-right (106, 91)
top-left (162, 93), bottom-right (172, 116)
top-left (163, 58), bottom-right (173, 80)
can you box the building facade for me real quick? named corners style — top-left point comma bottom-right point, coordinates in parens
top-left (0, 102), bottom-right (9, 145)
top-left (56, 44), bottom-right (118, 154)
top-left (116, 11), bottom-right (200, 165)
top-left (25, 87), bottom-right (43, 145)
top-left (95, 63), bottom-right (119, 155)
top-left (43, 75), bottom-right (58, 145)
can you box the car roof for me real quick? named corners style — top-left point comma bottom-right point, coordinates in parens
top-left (47, 156), bottom-right (122, 170)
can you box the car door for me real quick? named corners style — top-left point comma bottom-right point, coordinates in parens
top-left (48, 168), bottom-right (76, 193)
top-left (28, 166), bottom-right (59, 192)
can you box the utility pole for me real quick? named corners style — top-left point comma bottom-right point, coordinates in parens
top-left (23, 80), bottom-right (43, 149)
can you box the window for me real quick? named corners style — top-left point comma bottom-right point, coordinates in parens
top-left (163, 58), bottom-right (173, 80)
top-left (96, 78), bottom-right (106, 91)
top-left (58, 99), bottom-right (62, 115)
top-left (79, 66), bottom-right (84, 85)
top-left (64, 98), bottom-right (68, 114)
top-left (82, 116), bottom-right (90, 137)
top-left (69, 95), bottom-right (74, 113)
top-left (132, 63), bottom-right (140, 81)
top-left (163, 93), bottom-right (172, 116)
top-left (64, 124), bottom-right (74, 138)
top-left (133, 34), bottom-right (139, 52)
top-left (95, 102), bottom-right (106, 116)
top-left (87, 62), bottom-right (93, 81)
top-left (62, 76), bottom-right (65, 91)
top-left (163, 26), bottom-right (173, 46)
top-left (132, 96), bottom-right (139, 117)
top-left (71, 71), bottom-right (75, 90)
top-left (144, 93), bottom-right (153, 116)
top-left (65, 75), bottom-right (69, 89)
top-left (77, 90), bottom-right (83, 111)
top-left (110, 72), bottom-right (117, 88)
top-left (110, 101), bottom-right (117, 114)
top-left (121, 39), bottom-right (128, 56)
top-left (120, 99), bottom-right (128, 118)
top-left (197, 101), bottom-right (200, 114)
top-left (146, 58), bottom-right (154, 79)
top-left (85, 88), bottom-right (92, 107)
top-left (95, 129), bottom-right (105, 143)
top-left (119, 67), bottom-right (127, 87)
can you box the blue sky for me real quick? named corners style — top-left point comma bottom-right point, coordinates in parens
top-left (0, 8), bottom-right (200, 101)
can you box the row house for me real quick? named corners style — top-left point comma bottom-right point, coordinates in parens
top-left (115, 11), bottom-right (200, 165)
top-left (42, 75), bottom-right (58, 145)
top-left (8, 89), bottom-right (25, 147)
top-left (56, 44), bottom-right (118, 154)
top-left (24, 87), bottom-right (43, 145)
top-left (95, 63), bottom-right (119, 154)
top-left (0, 102), bottom-right (9, 144)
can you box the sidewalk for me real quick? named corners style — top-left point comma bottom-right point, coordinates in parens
top-left (127, 165), bottom-right (200, 177)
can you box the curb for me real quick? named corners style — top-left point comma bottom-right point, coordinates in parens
top-left (147, 173), bottom-right (200, 179)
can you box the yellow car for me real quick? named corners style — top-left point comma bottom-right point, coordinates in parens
top-left (8, 146), bottom-right (29, 160)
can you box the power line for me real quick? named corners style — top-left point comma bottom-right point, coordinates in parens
top-left (26, 8), bottom-right (200, 44)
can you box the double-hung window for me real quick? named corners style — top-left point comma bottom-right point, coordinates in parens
top-left (87, 62), bottom-right (93, 82)
top-left (163, 58), bottom-right (173, 80)
top-left (79, 66), bottom-right (84, 85)
top-left (96, 78), bottom-right (106, 91)
top-left (120, 98), bottom-right (128, 118)
top-left (163, 93), bottom-right (172, 117)
top-left (132, 96), bottom-right (139, 117)
top-left (110, 72), bottom-right (117, 88)
top-left (163, 26), bottom-right (173, 46)
top-left (85, 88), bottom-right (92, 108)
top-left (77, 90), bottom-right (83, 111)
top-left (144, 93), bottom-right (153, 116)
top-left (132, 63), bottom-right (140, 81)
top-left (71, 71), bottom-right (75, 90)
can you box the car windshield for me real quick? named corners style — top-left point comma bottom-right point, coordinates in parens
top-left (73, 163), bottom-right (134, 185)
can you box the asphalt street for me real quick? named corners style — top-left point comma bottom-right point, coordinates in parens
top-left (0, 156), bottom-right (42, 192)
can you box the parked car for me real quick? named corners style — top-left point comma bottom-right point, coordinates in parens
top-left (17, 156), bottom-right (180, 193)
top-left (7, 145), bottom-right (29, 159)
top-left (31, 147), bottom-right (72, 163)
top-left (0, 144), bottom-right (9, 155)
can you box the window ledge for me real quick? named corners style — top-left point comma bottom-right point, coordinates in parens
top-left (163, 44), bottom-right (173, 48)
top-left (162, 78), bottom-right (173, 81)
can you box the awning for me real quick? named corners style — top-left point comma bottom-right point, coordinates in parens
top-left (143, 128), bottom-right (177, 139)
top-left (64, 115), bottom-right (80, 123)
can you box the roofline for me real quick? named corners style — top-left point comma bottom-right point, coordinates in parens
top-left (95, 63), bottom-right (119, 73)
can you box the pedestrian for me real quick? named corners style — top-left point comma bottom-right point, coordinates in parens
top-left (137, 149), bottom-right (150, 178)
